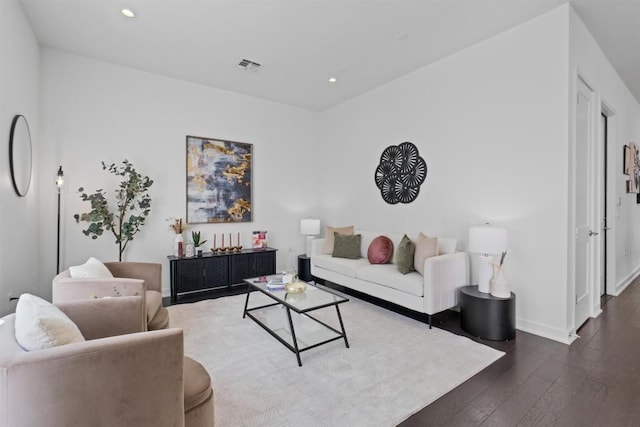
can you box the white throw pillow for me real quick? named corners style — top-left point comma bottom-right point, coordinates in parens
top-left (69, 257), bottom-right (113, 278)
top-left (14, 293), bottom-right (85, 351)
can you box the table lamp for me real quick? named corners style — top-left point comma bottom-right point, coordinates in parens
top-left (468, 224), bottom-right (508, 293)
top-left (300, 218), bottom-right (321, 256)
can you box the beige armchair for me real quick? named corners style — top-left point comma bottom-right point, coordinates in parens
top-left (0, 297), bottom-right (213, 427)
top-left (52, 261), bottom-right (169, 330)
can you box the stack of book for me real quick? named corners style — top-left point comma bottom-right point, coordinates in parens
top-left (266, 276), bottom-right (285, 290)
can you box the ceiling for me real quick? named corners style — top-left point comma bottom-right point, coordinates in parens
top-left (19, 0), bottom-right (640, 111)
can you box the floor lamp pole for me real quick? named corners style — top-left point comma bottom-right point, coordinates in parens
top-left (56, 166), bottom-right (64, 274)
top-left (57, 187), bottom-right (61, 274)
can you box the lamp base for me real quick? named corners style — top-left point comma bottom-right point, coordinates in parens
top-left (477, 254), bottom-right (493, 293)
top-left (305, 235), bottom-right (314, 257)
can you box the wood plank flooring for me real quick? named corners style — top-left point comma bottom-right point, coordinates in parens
top-left (165, 277), bottom-right (640, 426)
top-left (401, 277), bottom-right (640, 427)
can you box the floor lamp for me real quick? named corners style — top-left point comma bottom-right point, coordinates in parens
top-left (56, 166), bottom-right (64, 274)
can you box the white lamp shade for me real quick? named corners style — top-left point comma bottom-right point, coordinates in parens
top-left (300, 218), bottom-right (320, 236)
top-left (468, 225), bottom-right (508, 255)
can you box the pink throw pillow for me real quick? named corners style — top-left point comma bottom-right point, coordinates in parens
top-left (367, 236), bottom-right (394, 264)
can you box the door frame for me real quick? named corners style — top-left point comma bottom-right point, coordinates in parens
top-left (569, 71), bottom-right (614, 338)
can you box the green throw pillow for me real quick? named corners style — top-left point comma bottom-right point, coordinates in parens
top-left (396, 234), bottom-right (416, 274)
top-left (332, 233), bottom-right (362, 259)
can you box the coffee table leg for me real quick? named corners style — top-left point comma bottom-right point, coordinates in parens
top-left (285, 307), bottom-right (303, 367)
top-left (242, 291), bottom-right (251, 318)
top-left (336, 305), bottom-right (350, 348)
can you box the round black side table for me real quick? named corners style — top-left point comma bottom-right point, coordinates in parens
top-left (297, 255), bottom-right (312, 282)
top-left (459, 285), bottom-right (515, 341)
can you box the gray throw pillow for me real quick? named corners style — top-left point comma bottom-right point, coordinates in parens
top-left (396, 234), bottom-right (416, 274)
top-left (332, 233), bottom-right (362, 259)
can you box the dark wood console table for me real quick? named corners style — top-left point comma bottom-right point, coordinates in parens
top-left (459, 285), bottom-right (515, 341)
top-left (168, 248), bottom-right (277, 303)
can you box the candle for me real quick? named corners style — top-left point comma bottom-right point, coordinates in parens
top-left (229, 233), bottom-right (231, 247)
top-left (237, 232), bottom-right (240, 246)
top-left (214, 234), bottom-right (216, 249)
top-left (222, 234), bottom-right (224, 247)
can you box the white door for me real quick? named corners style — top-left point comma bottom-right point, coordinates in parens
top-left (575, 77), bottom-right (595, 329)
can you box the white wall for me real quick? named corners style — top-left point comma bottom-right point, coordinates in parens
top-left (12, 3), bottom-right (640, 343)
top-left (0, 1), bottom-right (40, 316)
top-left (320, 6), bottom-right (572, 342)
top-left (39, 50), bottom-right (321, 298)
top-left (569, 9), bottom-right (640, 299)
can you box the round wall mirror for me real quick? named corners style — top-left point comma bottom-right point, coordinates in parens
top-left (9, 114), bottom-right (33, 197)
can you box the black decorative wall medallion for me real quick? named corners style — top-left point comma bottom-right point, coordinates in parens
top-left (375, 142), bottom-right (427, 204)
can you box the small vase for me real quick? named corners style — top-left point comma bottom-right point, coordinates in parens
top-left (185, 242), bottom-right (195, 258)
top-left (490, 267), bottom-right (510, 298)
top-left (173, 234), bottom-right (184, 257)
top-left (196, 247), bottom-right (203, 257)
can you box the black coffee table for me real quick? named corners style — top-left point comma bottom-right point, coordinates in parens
top-left (243, 276), bottom-right (350, 366)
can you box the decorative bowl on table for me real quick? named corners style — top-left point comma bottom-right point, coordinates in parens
top-left (284, 280), bottom-right (307, 294)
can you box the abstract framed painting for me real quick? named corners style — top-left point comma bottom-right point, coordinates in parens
top-left (186, 135), bottom-right (252, 223)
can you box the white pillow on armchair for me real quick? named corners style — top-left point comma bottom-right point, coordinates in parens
top-left (69, 257), bottom-right (113, 278)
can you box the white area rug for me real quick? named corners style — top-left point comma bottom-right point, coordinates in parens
top-left (168, 291), bottom-right (504, 427)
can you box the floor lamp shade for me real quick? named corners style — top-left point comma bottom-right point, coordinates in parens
top-left (300, 218), bottom-right (320, 256)
top-left (468, 225), bottom-right (508, 293)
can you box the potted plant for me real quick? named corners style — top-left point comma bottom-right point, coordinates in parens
top-left (192, 231), bottom-right (207, 257)
top-left (74, 160), bottom-right (153, 261)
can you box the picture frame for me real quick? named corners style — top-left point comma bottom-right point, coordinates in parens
top-left (186, 135), bottom-right (253, 223)
top-left (624, 142), bottom-right (640, 194)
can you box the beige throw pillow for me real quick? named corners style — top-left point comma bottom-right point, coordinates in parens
top-left (322, 225), bottom-right (354, 254)
top-left (414, 233), bottom-right (439, 275)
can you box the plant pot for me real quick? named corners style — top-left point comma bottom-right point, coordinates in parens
top-left (196, 247), bottom-right (203, 257)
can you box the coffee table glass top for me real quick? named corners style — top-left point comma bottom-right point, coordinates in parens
top-left (245, 275), bottom-right (348, 313)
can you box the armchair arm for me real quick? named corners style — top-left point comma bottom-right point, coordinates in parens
top-left (52, 277), bottom-right (146, 302)
top-left (56, 296), bottom-right (146, 339)
top-left (5, 328), bottom-right (185, 427)
top-left (423, 252), bottom-right (469, 314)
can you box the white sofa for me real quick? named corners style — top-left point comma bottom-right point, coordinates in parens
top-left (310, 230), bottom-right (469, 327)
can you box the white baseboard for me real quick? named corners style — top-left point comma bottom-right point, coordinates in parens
top-left (516, 317), bottom-right (574, 344)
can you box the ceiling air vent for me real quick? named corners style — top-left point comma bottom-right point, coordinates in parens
top-left (237, 59), bottom-right (261, 71)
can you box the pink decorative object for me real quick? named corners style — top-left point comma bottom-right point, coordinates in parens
top-left (367, 236), bottom-right (393, 264)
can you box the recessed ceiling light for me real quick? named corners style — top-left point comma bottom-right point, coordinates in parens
top-left (328, 77), bottom-right (337, 83)
top-left (121, 8), bottom-right (136, 18)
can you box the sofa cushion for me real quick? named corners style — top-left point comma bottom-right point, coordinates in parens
top-left (69, 257), bottom-right (113, 279)
top-left (356, 264), bottom-right (424, 297)
top-left (414, 233), bottom-right (439, 275)
top-left (332, 233), bottom-right (362, 259)
top-left (322, 225), bottom-right (354, 254)
top-left (367, 236), bottom-right (394, 264)
top-left (14, 293), bottom-right (85, 351)
top-left (313, 254), bottom-right (370, 278)
top-left (396, 235), bottom-right (416, 274)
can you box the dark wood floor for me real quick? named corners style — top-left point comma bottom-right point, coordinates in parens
top-left (165, 278), bottom-right (640, 426)
top-left (401, 278), bottom-right (640, 427)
